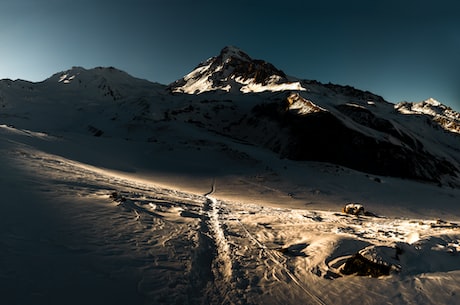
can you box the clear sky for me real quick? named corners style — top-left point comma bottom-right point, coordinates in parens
top-left (1, 0), bottom-right (459, 110)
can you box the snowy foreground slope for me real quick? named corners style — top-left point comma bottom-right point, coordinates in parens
top-left (1, 124), bottom-right (459, 305)
top-left (1, 47), bottom-right (460, 304)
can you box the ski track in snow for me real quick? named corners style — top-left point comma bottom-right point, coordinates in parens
top-left (6, 147), bottom-right (460, 305)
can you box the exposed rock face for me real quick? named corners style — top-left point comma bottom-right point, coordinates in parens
top-left (218, 47), bottom-right (287, 84)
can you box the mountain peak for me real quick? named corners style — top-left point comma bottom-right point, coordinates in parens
top-left (45, 66), bottom-right (125, 84)
top-left (169, 46), bottom-right (305, 94)
top-left (45, 66), bottom-right (155, 88)
top-left (216, 46), bottom-right (287, 83)
top-left (424, 97), bottom-right (441, 107)
top-left (219, 46), bottom-right (251, 62)
top-left (39, 66), bottom-right (164, 102)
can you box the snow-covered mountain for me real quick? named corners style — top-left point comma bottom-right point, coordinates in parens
top-left (0, 66), bottom-right (166, 136)
top-left (169, 46), bottom-right (305, 94)
top-left (165, 47), bottom-right (458, 186)
top-left (1, 47), bottom-right (460, 305)
top-left (1, 47), bottom-right (459, 186)
top-left (395, 98), bottom-right (460, 133)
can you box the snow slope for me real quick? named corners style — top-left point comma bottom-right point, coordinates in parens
top-left (0, 125), bottom-right (459, 305)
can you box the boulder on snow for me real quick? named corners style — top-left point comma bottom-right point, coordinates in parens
top-left (341, 253), bottom-right (391, 277)
top-left (341, 245), bottom-right (401, 277)
top-left (343, 203), bottom-right (365, 215)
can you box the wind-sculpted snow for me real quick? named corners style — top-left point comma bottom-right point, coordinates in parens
top-left (1, 133), bottom-right (459, 305)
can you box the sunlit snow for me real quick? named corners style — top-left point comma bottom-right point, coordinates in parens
top-left (1, 118), bottom-right (459, 305)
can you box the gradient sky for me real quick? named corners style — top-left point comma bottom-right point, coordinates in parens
top-left (1, 0), bottom-right (459, 110)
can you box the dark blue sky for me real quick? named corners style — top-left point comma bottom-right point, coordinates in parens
top-left (1, 0), bottom-right (459, 109)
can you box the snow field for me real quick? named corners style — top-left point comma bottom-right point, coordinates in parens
top-left (1, 126), bottom-right (459, 305)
